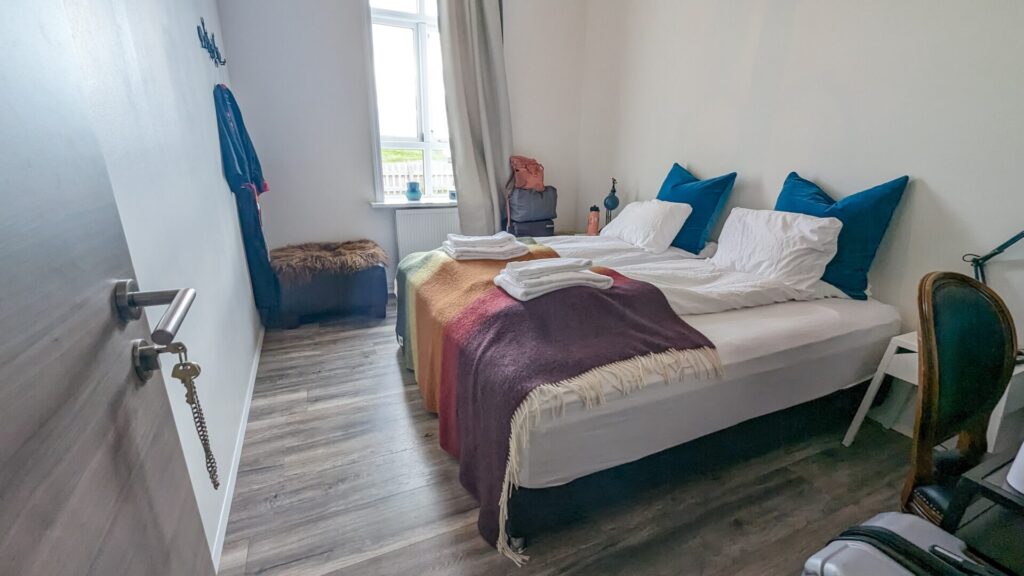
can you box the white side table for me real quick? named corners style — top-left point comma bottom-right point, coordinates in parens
top-left (842, 331), bottom-right (919, 446)
top-left (844, 331), bottom-right (1024, 449)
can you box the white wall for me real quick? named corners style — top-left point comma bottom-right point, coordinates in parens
top-left (503, 0), bottom-right (587, 232)
top-left (216, 0), bottom-right (399, 277)
top-left (64, 0), bottom-right (262, 565)
top-left (508, 0), bottom-right (1024, 329)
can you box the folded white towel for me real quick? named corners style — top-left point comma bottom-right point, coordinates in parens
top-left (446, 231), bottom-right (517, 248)
top-left (500, 271), bottom-right (604, 290)
top-left (442, 240), bottom-right (529, 261)
top-left (503, 257), bottom-right (593, 281)
top-left (494, 270), bottom-right (613, 301)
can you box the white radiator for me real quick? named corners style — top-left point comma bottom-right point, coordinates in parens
top-left (395, 207), bottom-right (460, 261)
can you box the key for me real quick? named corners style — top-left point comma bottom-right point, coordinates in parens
top-left (170, 358), bottom-right (219, 489)
top-left (171, 361), bottom-right (202, 404)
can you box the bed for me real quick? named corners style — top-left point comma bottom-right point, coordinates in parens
top-left (395, 231), bottom-right (901, 562)
top-left (517, 296), bottom-right (900, 488)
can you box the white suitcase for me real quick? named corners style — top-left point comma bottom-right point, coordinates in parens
top-left (803, 512), bottom-right (1004, 576)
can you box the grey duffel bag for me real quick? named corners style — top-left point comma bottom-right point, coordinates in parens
top-left (508, 186), bottom-right (557, 223)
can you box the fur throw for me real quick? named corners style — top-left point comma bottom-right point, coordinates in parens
top-left (270, 240), bottom-right (388, 285)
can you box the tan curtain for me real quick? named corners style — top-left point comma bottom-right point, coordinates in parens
top-left (438, 0), bottom-right (513, 235)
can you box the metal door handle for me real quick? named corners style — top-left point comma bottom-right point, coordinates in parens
top-left (114, 279), bottom-right (196, 345)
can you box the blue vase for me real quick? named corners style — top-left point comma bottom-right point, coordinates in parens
top-left (406, 181), bottom-right (422, 201)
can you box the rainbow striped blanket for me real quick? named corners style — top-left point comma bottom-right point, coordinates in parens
top-left (395, 246), bottom-right (721, 563)
top-left (396, 243), bottom-right (557, 413)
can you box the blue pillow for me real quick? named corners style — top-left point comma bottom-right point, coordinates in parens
top-left (774, 172), bottom-right (908, 300)
top-left (655, 163), bottom-right (737, 254)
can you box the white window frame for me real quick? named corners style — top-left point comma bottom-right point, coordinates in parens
top-left (368, 0), bottom-right (450, 202)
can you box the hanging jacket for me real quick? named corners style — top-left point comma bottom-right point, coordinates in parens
top-left (214, 84), bottom-right (280, 315)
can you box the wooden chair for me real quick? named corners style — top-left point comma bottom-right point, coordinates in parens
top-left (900, 272), bottom-right (1018, 530)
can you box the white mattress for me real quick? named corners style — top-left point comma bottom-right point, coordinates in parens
top-left (517, 297), bottom-right (902, 488)
top-left (536, 235), bottom-right (716, 268)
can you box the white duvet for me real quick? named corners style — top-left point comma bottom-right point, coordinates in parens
top-left (613, 259), bottom-right (848, 316)
top-left (531, 234), bottom-right (846, 316)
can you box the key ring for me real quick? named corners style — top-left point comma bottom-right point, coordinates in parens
top-left (173, 342), bottom-right (188, 365)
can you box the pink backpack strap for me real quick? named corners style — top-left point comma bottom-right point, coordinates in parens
top-left (505, 157), bottom-right (515, 231)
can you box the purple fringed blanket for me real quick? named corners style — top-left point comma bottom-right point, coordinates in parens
top-left (452, 268), bottom-right (721, 563)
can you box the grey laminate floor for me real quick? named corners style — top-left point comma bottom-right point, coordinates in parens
top-left (220, 302), bottom-right (910, 576)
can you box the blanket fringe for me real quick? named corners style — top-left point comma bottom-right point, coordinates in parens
top-left (495, 346), bottom-right (723, 565)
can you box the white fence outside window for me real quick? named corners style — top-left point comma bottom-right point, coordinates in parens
top-left (382, 161), bottom-right (454, 197)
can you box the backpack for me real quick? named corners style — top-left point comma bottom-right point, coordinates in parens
top-left (506, 155), bottom-right (544, 191)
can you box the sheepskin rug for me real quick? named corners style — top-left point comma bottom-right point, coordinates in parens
top-left (270, 240), bottom-right (388, 285)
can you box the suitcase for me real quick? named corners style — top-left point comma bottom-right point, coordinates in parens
top-left (803, 512), bottom-right (1005, 576)
top-left (507, 219), bottom-right (555, 238)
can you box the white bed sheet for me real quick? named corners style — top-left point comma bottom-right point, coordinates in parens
top-left (517, 297), bottom-right (902, 488)
top-left (536, 235), bottom-right (716, 268)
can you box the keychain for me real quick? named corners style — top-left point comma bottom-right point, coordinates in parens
top-left (169, 343), bottom-right (219, 489)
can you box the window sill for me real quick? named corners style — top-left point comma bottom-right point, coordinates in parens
top-left (370, 198), bottom-right (458, 209)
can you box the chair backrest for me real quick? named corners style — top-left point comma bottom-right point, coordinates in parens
top-left (907, 272), bottom-right (1017, 487)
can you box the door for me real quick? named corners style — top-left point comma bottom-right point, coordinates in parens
top-left (0, 2), bottom-right (214, 574)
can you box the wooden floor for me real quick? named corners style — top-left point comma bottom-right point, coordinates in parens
top-left (220, 301), bottom-right (911, 576)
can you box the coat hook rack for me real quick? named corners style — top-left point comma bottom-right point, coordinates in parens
top-left (197, 18), bottom-right (226, 66)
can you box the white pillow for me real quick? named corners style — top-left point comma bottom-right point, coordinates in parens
top-left (600, 199), bottom-right (693, 253)
top-left (711, 208), bottom-right (842, 290)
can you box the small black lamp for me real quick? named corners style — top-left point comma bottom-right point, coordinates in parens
top-left (603, 178), bottom-right (620, 225)
top-left (963, 230), bottom-right (1024, 284)
top-left (963, 230), bottom-right (1024, 363)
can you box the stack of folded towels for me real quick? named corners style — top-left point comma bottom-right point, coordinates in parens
top-left (494, 257), bottom-right (614, 301)
top-left (442, 231), bottom-right (529, 260)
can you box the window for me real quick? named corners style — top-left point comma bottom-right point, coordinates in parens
top-left (369, 0), bottom-right (454, 202)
